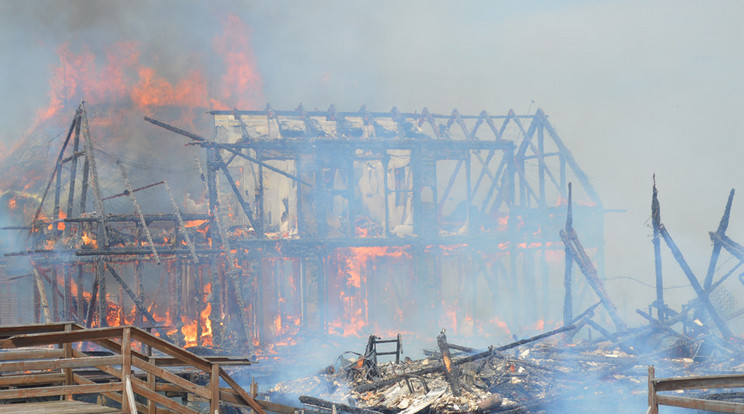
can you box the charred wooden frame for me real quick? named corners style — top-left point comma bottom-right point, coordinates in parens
top-left (6, 104), bottom-right (606, 350)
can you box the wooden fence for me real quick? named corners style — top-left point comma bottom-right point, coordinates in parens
top-left (0, 322), bottom-right (293, 413)
top-left (648, 365), bottom-right (744, 413)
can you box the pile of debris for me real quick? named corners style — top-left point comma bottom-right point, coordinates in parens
top-left (267, 319), bottom-right (744, 413)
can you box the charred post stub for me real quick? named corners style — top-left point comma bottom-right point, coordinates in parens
top-left (437, 329), bottom-right (461, 397)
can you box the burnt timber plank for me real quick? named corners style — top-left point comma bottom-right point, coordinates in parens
top-left (0, 400), bottom-right (118, 414)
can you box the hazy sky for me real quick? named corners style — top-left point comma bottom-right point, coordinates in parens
top-left (2, 0), bottom-right (744, 322)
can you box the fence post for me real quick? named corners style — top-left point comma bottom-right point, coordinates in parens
top-left (121, 327), bottom-right (132, 412)
top-left (64, 323), bottom-right (73, 400)
top-left (211, 363), bottom-right (220, 414)
top-left (148, 356), bottom-right (156, 414)
top-left (648, 365), bottom-right (658, 414)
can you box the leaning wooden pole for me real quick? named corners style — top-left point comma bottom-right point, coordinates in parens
top-left (30, 108), bottom-right (80, 234)
top-left (704, 189), bottom-right (735, 290)
top-left (81, 105), bottom-right (108, 247)
top-left (560, 218), bottom-right (625, 330)
top-left (107, 265), bottom-right (171, 340)
top-left (65, 113), bottom-right (82, 221)
top-left (116, 158), bottom-right (161, 265)
top-left (651, 176), bottom-right (665, 321)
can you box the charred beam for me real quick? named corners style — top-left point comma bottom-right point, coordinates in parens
top-left (64, 213), bottom-right (211, 223)
top-left (560, 227), bottom-right (625, 331)
top-left (31, 108), bottom-right (80, 232)
top-left (563, 182), bottom-right (573, 327)
top-left (32, 267), bottom-right (51, 323)
top-left (660, 224), bottom-right (734, 340)
top-left (437, 330), bottom-right (461, 396)
top-left (106, 266), bottom-right (171, 340)
top-left (81, 106), bottom-right (108, 247)
top-left (652, 176), bottom-right (665, 321)
top-left (84, 265), bottom-right (99, 328)
top-left (495, 324), bottom-right (576, 352)
top-left (211, 144), bottom-right (312, 187)
top-left (102, 181), bottom-right (165, 201)
top-left (704, 189), bottom-right (735, 290)
top-left (116, 159), bottom-right (160, 265)
top-left (163, 180), bottom-right (199, 263)
top-left (75, 248), bottom-right (222, 256)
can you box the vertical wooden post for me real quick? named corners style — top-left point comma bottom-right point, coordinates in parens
top-left (134, 259), bottom-right (144, 326)
top-left (210, 363), bottom-right (220, 414)
top-left (121, 327), bottom-right (132, 412)
top-left (256, 151), bottom-right (265, 236)
top-left (51, 266), bottom-right (59, 322)
top-left (465, 150), bottom-right (472, 235)
top-left (652, 177), bottom-right (665, 321)
top-left (63, 323), bottom-right (73, 400)
top-left (32, 267), bottom-right (51, 323)
top-left (34, 278), bottom-right (40, 323)
top-left (63, 265), bottom-right (71, 322)
top-left (97, 260), bottom-right (107, 327)
top-left (537, 121), bottom-right (545, 202)
top-left (382, 153), bottom-right (390, 237)
top-left (563, 183), bottom-right (573, 327)
top-left (648, 366), bottom-right (658, 414)
top-left (78, 154), bottom-right (90, 213)
top-left (147, 355), bottom-right (156, 414)
top-left (76, 264), bottom-right (84, 323)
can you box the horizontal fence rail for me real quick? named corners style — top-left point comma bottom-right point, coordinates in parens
top-left (648, 365), bottom-right (744, 413)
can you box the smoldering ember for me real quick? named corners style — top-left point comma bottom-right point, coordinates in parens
top-left (3, 99), bottom-right (744, 414)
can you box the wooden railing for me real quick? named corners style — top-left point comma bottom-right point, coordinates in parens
top-left (0, 322), bottom-right (284, 414)
top-left (648, 365), bottom-right (744, 413)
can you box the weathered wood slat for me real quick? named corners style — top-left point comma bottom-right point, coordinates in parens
top-left (0, 400), bottom-right (118, 414)
top-left (0, 327), bottom-right (125, 349)
top-left (130, 382), bottom-right (200, 414)
top-left (0, 355), bottom-right (121, 372)
top-left (0, 382), bottom-right (122, 399)
top-left (132, 356), bottom-right (211, 399)
top-left (655, 374), bottom-right (744, 391)
top-left (656, 394), bottom-right (744, 413)
top-left (0, 372), bottom-right (66, 386)
top-left (0, 323), bottom-right (70, 338)
top-left (0, 349), bottom-right (64, 361)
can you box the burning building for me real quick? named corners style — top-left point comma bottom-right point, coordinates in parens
top-left (0, 102), bottom-right (607, 353)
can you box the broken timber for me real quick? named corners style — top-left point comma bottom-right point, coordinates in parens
top-left (560, 183), bottom-right (625, 331)
top-left (658, 224), bottom-right (733, 340)
top-left (704, 189), bottom-right (735, 290)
